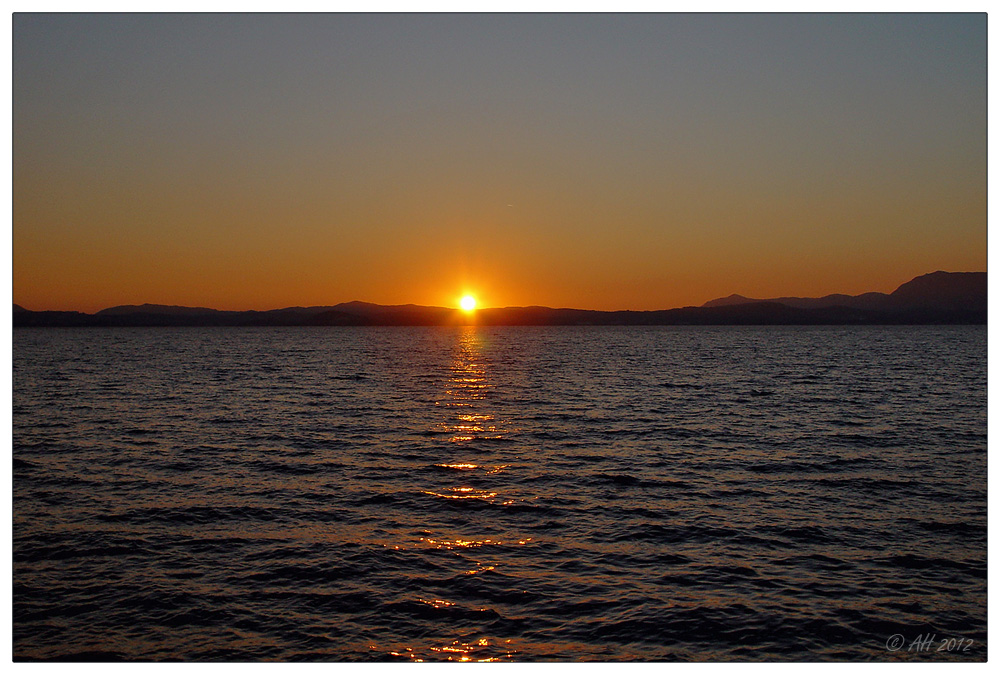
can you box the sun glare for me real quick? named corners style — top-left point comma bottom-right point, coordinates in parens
top-left (460, 295), bottom-right (477, 311)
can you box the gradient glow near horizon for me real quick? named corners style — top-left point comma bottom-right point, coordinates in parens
top-left (13, 13), bottom-right (986, 312)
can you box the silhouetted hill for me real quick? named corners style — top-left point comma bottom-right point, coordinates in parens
top-left (96, 303), bottom-right (225, 316)
top-left (13, 271), bottom-right (986, 327)
top-left (702, 291), bottom-right (895, 311)
top-left (889, 271), bottom-right (986, 311)
top-left (329, 302), bottom-right (457, 325)
top-left (702, 271), bottom-right (985, 318)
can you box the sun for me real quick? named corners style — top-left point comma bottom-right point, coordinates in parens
top-left (460, 295), bottom-right (477, 311)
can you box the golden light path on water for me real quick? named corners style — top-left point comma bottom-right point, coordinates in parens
top-left (394, 327), bottom-right (527, 661)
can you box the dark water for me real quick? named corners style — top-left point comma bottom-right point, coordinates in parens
top-left (13, 326), bottom-right (986, 661)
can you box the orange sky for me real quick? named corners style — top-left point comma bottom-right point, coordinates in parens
top-left (13, 14), bottom-right (986, 313)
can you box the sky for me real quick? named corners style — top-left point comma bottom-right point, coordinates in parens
top-left (12, 12), bottom-right (987, 312)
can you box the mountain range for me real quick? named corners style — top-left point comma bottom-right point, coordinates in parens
top-left (13, 271), bottom-right (986, 327)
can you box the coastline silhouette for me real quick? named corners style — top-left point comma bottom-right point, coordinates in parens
top-left (13, 271), bottom-right (987, 327)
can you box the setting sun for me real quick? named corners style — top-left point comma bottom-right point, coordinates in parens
top-left (460, 295), bottom-right (477, 311)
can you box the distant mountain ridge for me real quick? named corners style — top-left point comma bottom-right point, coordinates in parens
top-left (13, 271), bottom-right (986, 327)
top-left (702, 271), bottom-right (986, 313)
top-left (95, 303), bottom-right (227, 316)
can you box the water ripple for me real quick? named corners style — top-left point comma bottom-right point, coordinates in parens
top-left (13, 325), bottom-right (986, 660)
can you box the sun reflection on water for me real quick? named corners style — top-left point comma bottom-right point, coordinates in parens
top-left (416, 536), bottom-right (532, 550)
top-left (422, 487), bottom-right (498, 500)
top-left (382, 327), bottom-right (532, 661)
top-left (422, 330), bottom-right (519, 510)
top-left (385, 637), bottom-right (519, 662)
top-left (440, 328), bottom-right (508, 442)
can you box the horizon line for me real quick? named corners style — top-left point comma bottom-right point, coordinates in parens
top-left (12, 269), bottom-right (987, 315)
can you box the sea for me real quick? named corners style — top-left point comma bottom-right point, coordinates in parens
top-left (12, 325), bottom-right (987, 661)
